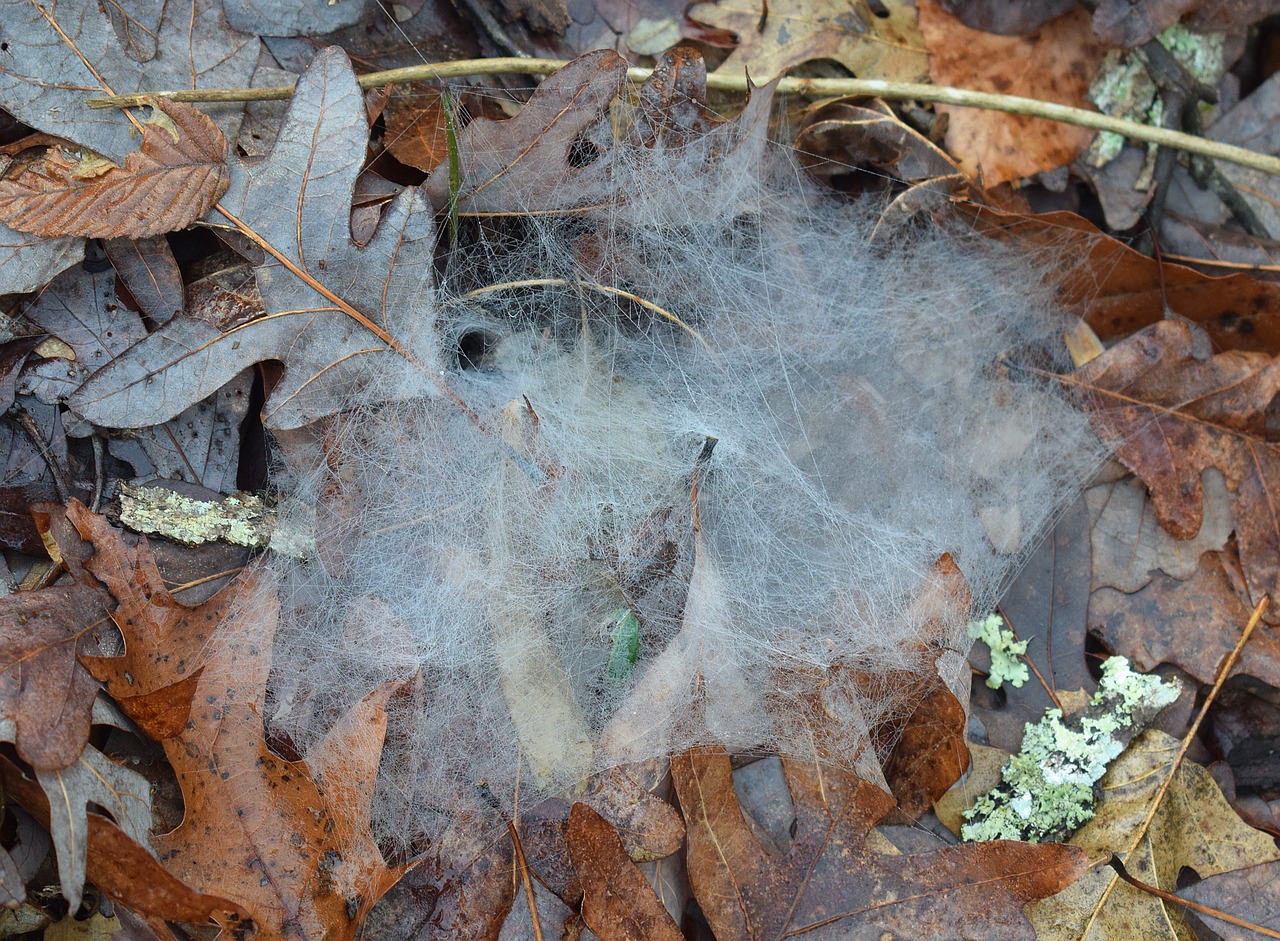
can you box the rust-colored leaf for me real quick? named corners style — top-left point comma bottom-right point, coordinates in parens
top-left (952, 202), bottom-right (1280, 355)
top-left (918, 0), bottom-right (1106, 184)
top-left (1073, 319), bottom-right (1280, 617)
top-left (61, 503), bottom-right (405, 939)
top-left (0, 582), bottom-right (103, 771)
top-left (383, 84), bottom-right (451, 172)
top-left (65, 500), bottom-right (235, 739)
top-left (673, 746), bottom-right (1086, 940)
top-left (0, 99), bottom-right (229, 239)
top-left (148, 573), bottom-right (405, 941)
top-left (1090, 549), bottom-right (1280, 687)
top-left (567, 803), bottom-right (684, 941)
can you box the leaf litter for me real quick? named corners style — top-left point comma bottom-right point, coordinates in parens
top-left (2, 0), bottom-right (1280, 938)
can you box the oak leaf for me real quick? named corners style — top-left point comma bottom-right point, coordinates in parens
top-left (1073, 319), bottom-right (1280, 617)
top-left (139, 571), bottom-right (404, 940)
top-left (58, 503), bottom-right (405, 938)
top-left (672, 745), bottom-right (1086, 940)
top-left (70, 47), bottom-right (437, 432)
top-left (0, 99), bottom-right (230, 239)
top-left (63, 500), bottom-right (233, 739)
top-left (423, 50), bottom-right (628, 215)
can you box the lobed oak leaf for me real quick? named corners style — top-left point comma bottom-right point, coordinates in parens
top-left (1072, 319), bottom-right (1280, 617)
top-left (148, 571), bottom-right (407, 941)
top-left (0, 99), bottom-right (230, 240)
top-left (424, 49), bottom-right (628, 215)
top-left (70, 47), bottom-right (438, 432)
top-left (63, 500), bottom-right (235, 739)
top-left (673, 745), bottom-right (1086, 940)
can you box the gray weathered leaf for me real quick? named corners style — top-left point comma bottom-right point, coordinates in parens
top-left (0, 0), bottom-right (254, 163)
top-left (30, 699), bottom-right (154, 914)
top-left (71, 47), bottom-right (439, 432)
top-left (222, 0), bottom-right (379, 38)
top-left (0, 223), bottom-right (82, 295)
top-left (21, 265), bottom-right (250, 488)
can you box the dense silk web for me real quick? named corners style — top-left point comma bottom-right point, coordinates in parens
top-left (254, 77), bottom-right (1103, 846)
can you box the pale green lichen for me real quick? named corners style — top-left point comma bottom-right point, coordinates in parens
top-left (961, 656), bottom-right (1180, 843)
top-left (119, 484), bottom-right (272, 548)
top-left (119, 484), bottom-right (314, 558)
top-left (1086, 23), bottom-right (1226, 167)
top-left (968, 614), bottom-right (1029, 690)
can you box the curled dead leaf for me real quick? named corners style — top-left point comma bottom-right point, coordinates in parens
top-left (0, 98), bottom-right (229, 239)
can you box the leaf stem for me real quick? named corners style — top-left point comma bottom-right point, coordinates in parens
top-left (84, 57), bottom-right (1280, 176)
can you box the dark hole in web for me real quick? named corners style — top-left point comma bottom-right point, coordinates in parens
top-left (455, 329), bottom-right (500, 369)
top-left (867, 0), bottom-right (891, 16)
top-left (568, 132), bottom-right (604, 169)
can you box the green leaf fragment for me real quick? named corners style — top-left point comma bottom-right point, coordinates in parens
top-left (604, 608), bottom-right (640, 684)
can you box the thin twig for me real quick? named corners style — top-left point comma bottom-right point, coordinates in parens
top-left (1107, 855), bottom-right (1280, 939)
top-left (83, 58), bottom-right (1280, 177)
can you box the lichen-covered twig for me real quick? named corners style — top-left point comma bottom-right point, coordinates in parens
top-left (962, 657), bottom-right (1181, 843)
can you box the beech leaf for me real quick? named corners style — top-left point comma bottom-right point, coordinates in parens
top-left (0, 99), bottom-right (229, 239)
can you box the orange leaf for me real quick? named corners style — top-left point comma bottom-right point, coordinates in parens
top-left (149, 573), bottom-right (405, 941)
top-left (567, 803), bottom-right (684, 941)
top-left (66, 500), bottom-right (233, 739)
top-left (917, 0), bottom-right (1106, 184)
top-left (63, 503), bottom-right (406, 939)
top-left (673, 746), bottom-right (1087, 939)
top-left (0, 99), bottom-right (229, 239)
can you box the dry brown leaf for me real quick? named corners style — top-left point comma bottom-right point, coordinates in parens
top-left (1072, 319), bottom-right (1280, 618)
top-left (56, 503), bottom-right (404, 939)
top-left (65, 501), bottom-right (236, 739)
top-left (918, 0), bottom-right (1106, 184)
top-left (951, 203), bottom-right (1280, 354)
top-left (424, 50), bottom-right (627, 215)
top-left (382, 84), bottom-right (451, 172)
top-left (1091, 551), bottom-right (1280, 688)
top-left (794, 97), bottom-right (963, 199)
top-left (972, 498), bottom-right (1096, 754)
top-left (1092, 0), bottom-right (1198, 48)
top-left (673, 745), bottom-right (1087, 940)
top-left (0, 99), bottom-right (229, 239)
top-left (0, 501), bottom-right (117, 773)
top-left (147, 573), bottom-right (406, 941)
top-left (688, 0), bottom-right (929, 84)
top-left (567, 803), bottom-right (684, 941)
